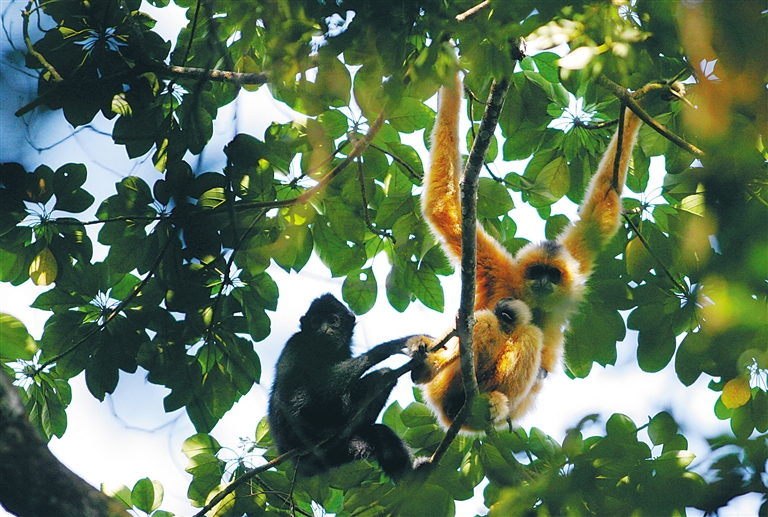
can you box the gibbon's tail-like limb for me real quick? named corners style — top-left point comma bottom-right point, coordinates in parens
top-left (410, 299), bottom-right (543, 432)
top-left (422, 71), bottom-right (643, 428)
top-left (268, 293), bottom-right (431, 480)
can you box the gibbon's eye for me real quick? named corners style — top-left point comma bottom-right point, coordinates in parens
top-left (328, 313), bottom-right (341, 327)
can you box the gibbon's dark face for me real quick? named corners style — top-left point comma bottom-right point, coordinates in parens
top-left (493, 298), bottom-right (532, 334)
top-left (521, 240), bottom-right (566, 295)
top-left (300, 293), bottom-right (356, 348)
top-left (525, 263), bottom-right (563, 294)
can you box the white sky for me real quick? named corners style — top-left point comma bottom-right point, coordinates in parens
top-left (0, 1), bottom-right (761, 515)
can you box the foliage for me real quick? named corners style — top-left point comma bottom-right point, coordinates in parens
top-left (1, 0), bottom-right (766, 515)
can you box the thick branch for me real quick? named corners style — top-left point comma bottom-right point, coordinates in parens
top-left (0, 372), bottom-right (130, 517)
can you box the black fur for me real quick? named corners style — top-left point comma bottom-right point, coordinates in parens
top-left (268, 293), bottom-right (419, 480)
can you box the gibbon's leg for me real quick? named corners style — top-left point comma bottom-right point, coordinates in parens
top-left (424, 74), bottom-right (524, 311)
top-left (350, 424), bottom-right (413, 480)
top-left (559, 107), bottom-right (643, 274)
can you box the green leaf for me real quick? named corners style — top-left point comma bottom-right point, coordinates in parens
top-left (606, 413), bottom-right (637, 438)
top-left (0, 313), bottom-right (38, 361)
top-left (131, 478), bottom-right (163, 514)
top-left (389, 97), bottom-right (433, 133)
top-left (397, 484), bottom-right (455, 517)
top-left (649, 411), bottom-right (678, 446)
top-left (502, 127), bottom-right (540, 161)
top-left (400, 402), bottom-right (437, 428)
top-left (342, 268), bottom-right (377, 315)
top-left (182, 433), bottom-right (222, 459)
top-left (412, 266), bottom-right (444, 312)
top-left (477, 178), bottom-right (514, 219)
top-left (637, 323), bottom-right (676, 373)
top-left (535, 155), bottom-right (570, 199)
top-left (625, 236), bottom-right (654, 282)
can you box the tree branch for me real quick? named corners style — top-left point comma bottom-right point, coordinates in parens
top-left (429, 77), bottom-right (511, 466)
top-left (596, 75), bottom-right (705, 159)
top-left (0, 372), bottom-right (130, 517)
top-left (22, 1), bottom-right (63, 82)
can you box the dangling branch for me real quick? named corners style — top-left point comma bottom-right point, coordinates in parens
top-left (596, 75), bottom-right (705, 159)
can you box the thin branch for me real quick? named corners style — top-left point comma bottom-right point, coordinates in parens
top-left (596, 75), bottom-right (705, 159)
top-left (573, 117), bottom-right (619, 130)
top-left (35, 226), bottom-right (179, 372)
top-left (622, 213), bottom-right (689, 295)
top-left (191, 449), bottom-right (301, 517)
top-left (158, 64), bottom-right (269, 86)
top-left (611, 102), bottom-right (626, 190)
top-left (368, 143), bottom-right (421, 181)
top-left (22, 1), bottom-right (62, 82)
top-left (456, 1), bottom-right (491, 21)
top-left (356, 158), bottom-right (395, 242)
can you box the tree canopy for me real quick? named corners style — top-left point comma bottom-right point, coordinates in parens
top-left (0, 1), bottom-right (766, 516)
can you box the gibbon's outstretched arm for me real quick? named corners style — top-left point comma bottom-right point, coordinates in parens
top-left (423, 74), bottom-right (526, 311)
top-left (410, 298), bottom-right (543, 432)
top-left (268, 293), bottom-right (429, 480)
top-left (422, 72), bottom-right (643, 427)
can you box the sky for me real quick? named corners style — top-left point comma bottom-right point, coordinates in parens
top-left (0, 1), bottom-right (761, 515)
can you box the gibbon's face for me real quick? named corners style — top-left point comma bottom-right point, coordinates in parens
top-left (301, 294), bottom-right (356, 347)
top-left (494, 298), bottom-right (533, 334)
top-left (517, 240), bottom-right (578, 312)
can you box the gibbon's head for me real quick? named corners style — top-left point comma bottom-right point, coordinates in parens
top-left (516, 240), bottom-right (586, 314)
top-left (494, 298), bottom-right (533, 334)
top-left (300, 293), bottom-right (356, 347)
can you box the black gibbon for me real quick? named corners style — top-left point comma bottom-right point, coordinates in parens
top-left (268, 293), bottom-right (428, 479)
top-left (417, 72), bottom-right (642, 430)
top-left (410, 298), bottom-right (544, 432)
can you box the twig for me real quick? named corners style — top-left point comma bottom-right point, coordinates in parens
top-left (160, 65), bottom-right (269, 86)
top-left (368, 143), bottom-right (421, 181)
top-left (573, 117), bottom-right (618, 130)
top-left (622, 213), bottom-right (689, 295)
top-left (22, 1), bottom-right (62, 82)
top-left (35, 226), bottom-right (179, 372)
top-left (596, 75), bottom-right (705, 159)
top-left (356, 158), bottom-right (395, 242)
top-left (611, 102), bottom-right (626, 190)
top-left (191, 449), bottom-right (301, 517)
top-left (456, 1), bottom-right (491, 22)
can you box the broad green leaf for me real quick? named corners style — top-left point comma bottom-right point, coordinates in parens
top-left (131, 478), bottom-right (163, 514)
top-left (342, 268), bottom-right (377, 315)
top-left (625, 236), bottom-right (654, 282)
top-left (649, 411), bottom-right (678, 446)
top-left (721, 376), bottom-right (751, 409)
top-left (397, 484), bottom-right (455, 517)
top-left (0, 313), bottom-right (38, 361)
top-left (637, 323), bottom-right (676, 373)
top-left (29, 247), bottom-right (58, 286)
top-left (477, 178), bottom-right (514, 219)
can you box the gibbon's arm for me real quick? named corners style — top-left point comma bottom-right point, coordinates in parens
top-left (424, 74), bottom-right (524, 311)
top-left (559, 108), bottom-right (642, 274)
top-left (339, 335), bottom-right (429, 380)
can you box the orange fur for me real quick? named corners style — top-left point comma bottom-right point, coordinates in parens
top-left (412, 300), bottom-right (543, 432)
top-left (419, 72), bottom-right (642, 429)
